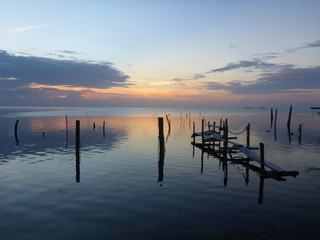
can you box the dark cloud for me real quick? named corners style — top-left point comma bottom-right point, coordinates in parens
top-left (192, 74), bottom-right (206, 80)
top-left (204, 66), bottom-right (320, 95)
top-left (0, 50), bottom-right (130, 90)
top-left (229, 44), bottom-right (238, 48)
top-left (287, 40), bottom-right (320, 53)
top-left (208, 59), bottom-right (293, 73)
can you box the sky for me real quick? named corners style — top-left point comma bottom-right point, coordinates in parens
top-left (0, 0), bottom-right (320, 108)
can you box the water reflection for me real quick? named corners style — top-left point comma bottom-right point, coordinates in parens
top-left (0, 116), bottom-right (128, 162)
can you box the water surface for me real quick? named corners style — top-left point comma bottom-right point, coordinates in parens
top-left (0, 107), bottom-right (319, 240)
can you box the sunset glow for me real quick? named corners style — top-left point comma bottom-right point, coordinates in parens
top-left (0, 1), bottom-right (319, 107)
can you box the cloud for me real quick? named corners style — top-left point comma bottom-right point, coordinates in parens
top-left (192, 74), bottom-right (206, 80)
top-left (204, 66), bottom-right (320, 95)
top-left (208, 59), bottom-right (293, 73)
top-left (0, 50), bottom-right (130, 90)
top-left (286, 40), bottom-right (320, 53)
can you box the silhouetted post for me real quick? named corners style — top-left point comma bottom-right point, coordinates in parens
top-left (298, 123), bottom-right (303, 144)
top-left (246, 123), bottom-right (250, 148)
top-left (287, 105), bottom-right (292, 143)
top-left (287, 105), bottom-right (292, 130)
top-left (274, 109), bottom-right (278, 141)
top-left (14, 120), bottom-right (19, 145)
top-left (219, 119), bottom-right (222, 134)
top-left (270, 108), bottom-right (274, 128)
top-left (223, 119), bottom-right (229, 152)
top-left (76, 120), bottom-right (80, 182)
top-left (93, 122), bottom-right (96, 130)
top-left (201, 118), bottom-right (205, 146)
top-left (158, 117), bottom-right (164, 138)
top-left (212, 121), bottom-right (216, 150)
top-left (166, 114), bottom-right (171, 131)
top-left (258, 176), bottom-right (265, 204)
top-left (193, 121), bottom-right (195, 144)
top-left (103, 121), bottom-right (106, 137)
top-left (65, 115), bottom-right (69, 149)
top-left (260, 143), bottom-right (265, 171)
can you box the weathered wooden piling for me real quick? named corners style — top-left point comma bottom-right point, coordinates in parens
top-left (274, 109), bottom-right (278, 141)
top-left (260, 143), bottom-right (265, 171)
top-left (166, 114), bottom-right (171, 131)
top-left (201, 119), bottom-right (205, 146)
top-left (14, 120), bottom-right (19, 144)
top-left (65, 115), bottom-right (69, 149)
top-left (193, 121), bottom-right (195, 144)
top-left (287, 105), bottom-right (292, 130)
top-left (93, 122), bottom-right (96, 130)
top-left (287, 105), bottom-right (292, 143)
top-left (158, 117), bottom-right (164, 139)
top-left (223, 119), bottom-right (229, 151)
top-left (298, 123), bottom-right (303, 144)
top-left (246, 123), bottom-right (250, 148)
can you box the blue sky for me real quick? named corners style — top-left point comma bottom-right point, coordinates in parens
top-left (0, 0), bottom-right (320, 107)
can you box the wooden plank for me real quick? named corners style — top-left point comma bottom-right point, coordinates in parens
top-left (236, 146), bottom-right (285, 172)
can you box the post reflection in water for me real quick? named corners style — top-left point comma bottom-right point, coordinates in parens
top-left (76, 120), bottom-right (80, 183)
top-left (258, 177), bottom-right (265, 204)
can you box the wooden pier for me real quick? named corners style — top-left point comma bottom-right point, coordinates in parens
top-left (192, 119), bottom-right (299, 179)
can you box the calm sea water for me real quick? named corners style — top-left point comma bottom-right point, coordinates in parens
top-left (0, 106), bottom-right (319, 240)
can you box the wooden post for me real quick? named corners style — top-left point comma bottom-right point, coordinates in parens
top-left (75, 120), bottom-right (80, 182)
top-left (193, 121), bottom-right (195, 144)
top-left (287, 105), bottom-right (292, 130)
top-left (201, 118), bottom-right (204, 146)
top-left (223, 119), bottom-right (228, 152)
top-left (259, 143), bottom-right (265, 171)
top-left (246, 123), bottom-right (250, 148)
top-left (219, 119), bottom-right (222, 134)
top-left (274, 109), bottom-right (278, 141)
top-left (287, 105), bottom-right (292, 143)
top-left (270, 108), bottom-right (273, 128)
top-left (298, 123), bottom-right (303, 144)
top-left (14, 120), bottom-right (19, 144)
top-left (103, 121), bottom-right (106, 137)
top-left (166, 114), bottom-right (171, 131)
top-left (93, 122), bottom-right (96, 130)
top-left (65, 115), bottom-right (69, 149)
top-left (158, 117), bottom-right (164, 139)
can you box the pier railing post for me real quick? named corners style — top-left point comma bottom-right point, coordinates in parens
top-left (246, 123), bottom-right (250, 148)
top-left (223, 119), bottom-right (228, 152)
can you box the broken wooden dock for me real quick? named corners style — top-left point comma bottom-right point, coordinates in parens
top-left (191, 119), bottom-right (299, 178)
